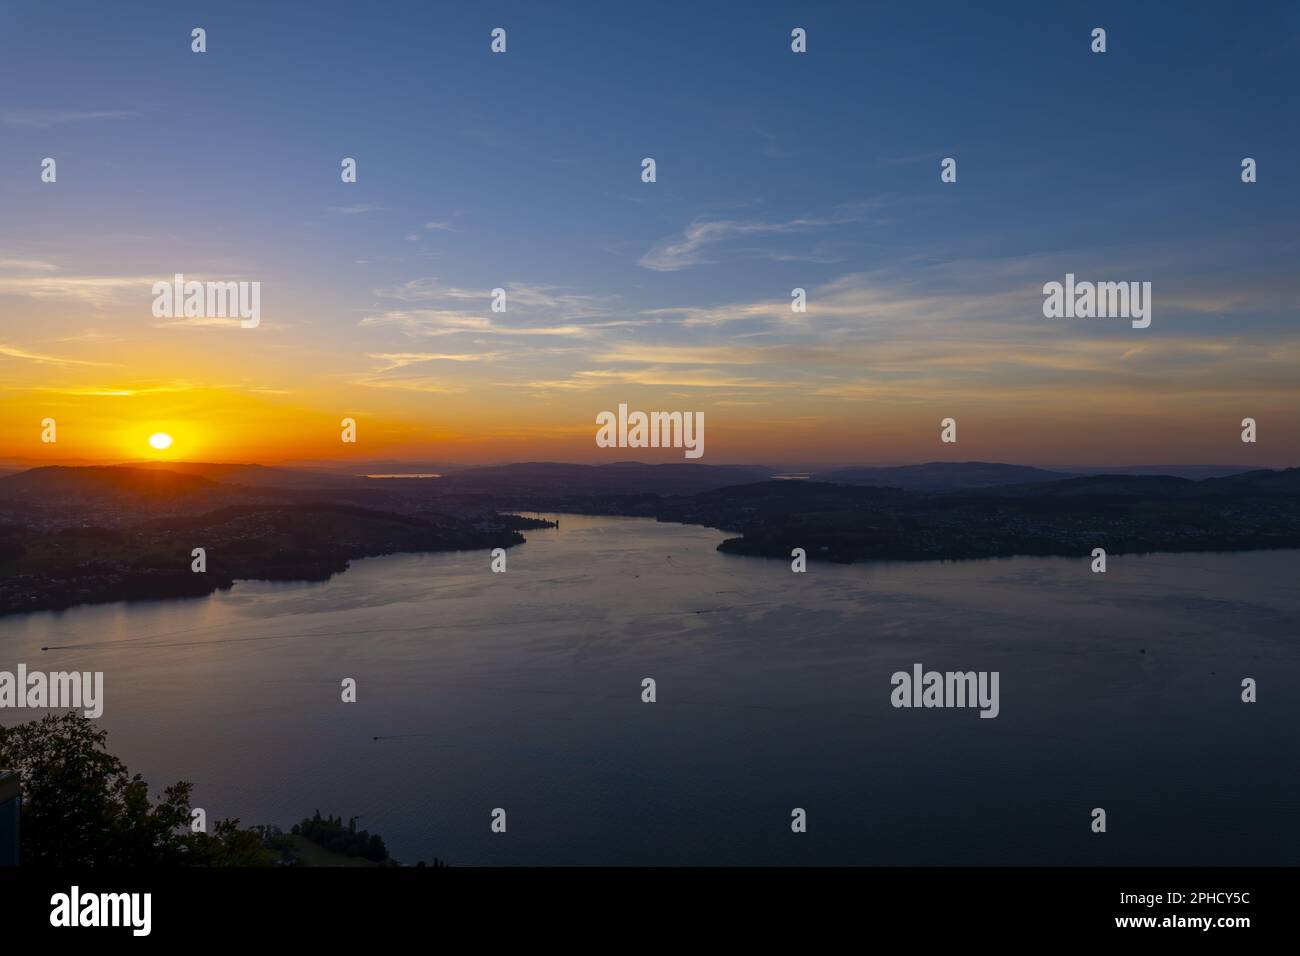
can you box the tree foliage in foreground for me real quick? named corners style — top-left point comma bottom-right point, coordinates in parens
top-left (0, 713), bottom-right (270, 866)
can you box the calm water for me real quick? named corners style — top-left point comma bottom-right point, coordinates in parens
top-left (2, 514), bottom-right (1298, 865)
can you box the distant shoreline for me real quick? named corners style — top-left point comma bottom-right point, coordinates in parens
top-left (5, 461), bottom-right (1300, 619)
top-left (0, 504), bottom-right (554, 620)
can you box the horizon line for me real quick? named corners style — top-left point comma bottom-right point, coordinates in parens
top-left (1, 458), bottom-right (1293, 474)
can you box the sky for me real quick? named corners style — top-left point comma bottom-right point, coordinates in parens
top-left (0, 0), bottom-right (1298, 469)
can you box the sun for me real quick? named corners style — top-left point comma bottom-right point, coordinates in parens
top-left (148, 432), bottom-right (174, 451)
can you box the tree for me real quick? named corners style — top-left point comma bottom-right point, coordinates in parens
top-left (0, 713), bottom-right (269, 866)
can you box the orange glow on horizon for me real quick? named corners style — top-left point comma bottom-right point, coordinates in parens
top-left (0, 373), bottom-right (1297, 469)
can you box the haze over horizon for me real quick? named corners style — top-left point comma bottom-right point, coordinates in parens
top-left (0, 456), bottom-right (1285, 483)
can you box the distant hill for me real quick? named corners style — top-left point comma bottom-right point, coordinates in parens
top-left (291, 459), bottom-right (472, 476)
top-left (0, 497), bottom-right (530, 617)
top-left (5, 460), bottom-right (1300, 610)
top-left (7, 461), bottom-right (1297, 516)
top-left (968, 474), bottom-right (1214, 498)
top-left (1202, 466), bottom-right (1300, 496)
top-left (1064, 464), bottom-right (1256, 480)
top-left (428, 461), bottom-right (776, 497)
top-left (637, 469), bottom-right (1300, 563)
top-left (814, 461), bottom-right (1074, 492)
top-left (0, 461), bottom-right (778, 516)
top-left (0, 465), bottom-right (226, 502)
top-left (121, 461), bottom-right (362, 489)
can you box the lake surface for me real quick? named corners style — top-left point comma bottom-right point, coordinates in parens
top-left (2, 514), bottom-right (1298, 865)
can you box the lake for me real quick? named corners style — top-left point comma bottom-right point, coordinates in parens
top-left (2, 514), bottom-right (1297, 865)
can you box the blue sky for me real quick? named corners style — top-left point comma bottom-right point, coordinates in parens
top-left (1, 1), bottom-right (1298, 466)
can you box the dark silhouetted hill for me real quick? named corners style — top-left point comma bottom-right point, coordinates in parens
top-left (967, 474), bottom-right (1214, 498)
top-left (0, 466), bottom-right (227, 502)
top-left (814, 461), bottom-right (1074, 491)
top-left (122, 461), bottom-right (363, 489)
top-left (1202, 466), bottom-right (1300, 496)
top-left (427, 461), bottom-right (775, 497)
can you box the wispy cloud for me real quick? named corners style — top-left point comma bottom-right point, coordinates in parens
top-left (1, 109), bottom-right (136, 128)
top-left (368, 351), bottom-right (501, 369)
top-left (347, 350), bottom-right (503, 393)
top-left (361, 280), bottom-right (626, 340)
top-left (151, 316), bottom-right (247, 330)
top-left (517, 366), bottom-right (788, 391)
top-left (0, 274), bottom-right (153, 307)
top-left (32, 383), bottom-right (193, 396)
top-left (0, 258), bottom-right (58, 271)
top-left (638, 205), bottom-right (880, 271)
top-left (360, 310), bottom-right (625, 339)
top-left (346, 368), bottom-right (465, 394)
top-left (0, 343), bottom-right (119, 368)
top-left (43, 328), bottom-right (124, 345)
